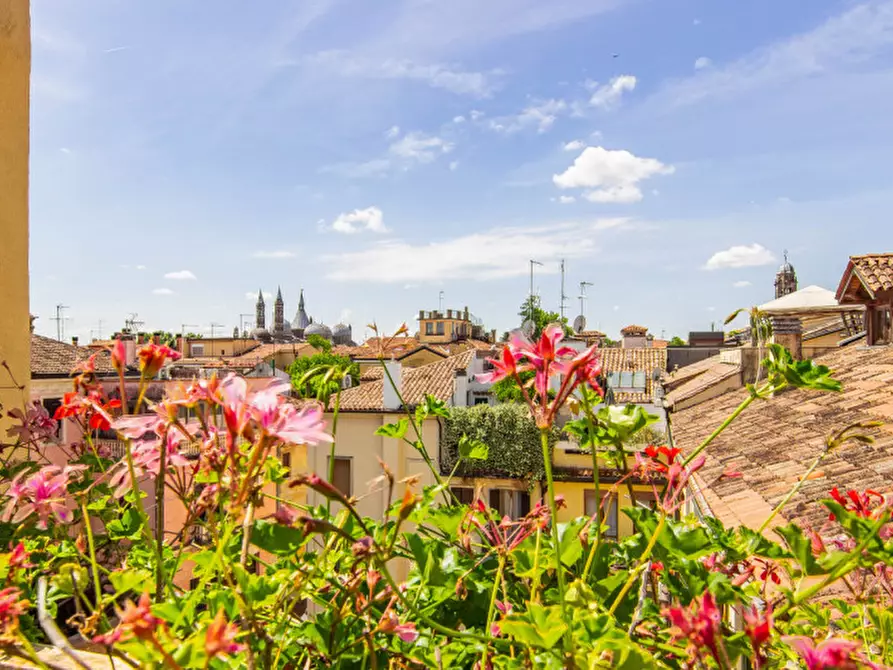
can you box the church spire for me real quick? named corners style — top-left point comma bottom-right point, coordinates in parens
top-left (774, 249), bottom-right (798, 299)
top-left (273, 286), bottom-right (285, 333)
top-left (255, 289), bottom-right (266, 330)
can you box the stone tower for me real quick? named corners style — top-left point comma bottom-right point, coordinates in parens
top-left (774, 250), bottom-right (798, 299)
top-left (274, 286), bottom-right (285, 333)
top-left (255, 289), bottom-right (266, 330)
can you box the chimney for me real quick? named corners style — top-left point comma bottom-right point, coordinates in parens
top-left (771, 316), bottom-right (803, 361)
top-left (464, 306), bottom-right (470, 321)
top-left (382, 359), bottom-right (403, 411)
top-left (71, 336), bottom-right (79, 346)
top-left (452, 369), bottom-right (468, 407)
top-left (177, 335), bottom-right (184, 354)
top-left (418, 310), bottom-right (424, 321)
top-left (490, 328), bottom-right (497, 343)
top-left (121, 335), bottom-right (137, 367)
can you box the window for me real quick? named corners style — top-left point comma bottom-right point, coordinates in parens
top-left (41, 398), bottom-right (63, 439)
top-left (474, 396), bottom-right (490, 406)
top-left (220, 349), bottom-right (225, 356)
top-left (584, 491), bottom-right (618, 539)
top-left (426, 322), bottom-right (434, 335)
top-left (191, 344), bottom-right (204, 356)
top-left (436, 321), bottom-right (445, 335)
top-left (632, 372), bottom-right (646, 389)
top-left (488, 489), bottom-right (532, 519)
top-left (281, 451), bottom-right (291, 474)
top-left (328, 456), bottom-right (352, 497)
top-left (451, 487), bottom-right (474, 505)
top-left (619, 371), bottom-right (633, 388)
top-left (634, 491), bottom-right (658, 511)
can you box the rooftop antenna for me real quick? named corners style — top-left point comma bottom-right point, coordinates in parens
top-left (125, 312), bottom-right (144, 334)
top-left (438, 290), bottom-right (444, 313)
top-left (529, 259), bottom-right (543, 322)
top-left (239, 313), bottom-right (253, 339)
top-left (96, 319), bottom-right (103, 341)
top-left (180, 324), bottom-right (198, 355)
top-left (51, 304), bottom-right (70, 342)
top-left (578, 281), bottom-right (593, 317)
top-left (559, 259), bottom-right (568, 322)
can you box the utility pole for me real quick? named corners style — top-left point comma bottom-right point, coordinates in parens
top-left (578, 281), bottom-right (593, 320)
top-left (529, 259), bottom-right (543, 322)
top-left (239, 314), bottom-right (253, 339)
top-left (96, 319), bottom-right (103, 341)
top-left (559, 259), bottom-right (568, 322)
top-left (51, 304), bottom-right (69, 342)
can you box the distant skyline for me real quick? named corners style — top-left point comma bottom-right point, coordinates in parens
top-left (29, 0), bottom-right (893, 342)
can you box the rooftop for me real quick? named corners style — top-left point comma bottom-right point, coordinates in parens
top-left (336, 350), bottom-right (475, 412)
top-left (663, 354), bottom-right (740, 409)
top-left (599, 347), bottom-right (667, 398)
top-left (836, 253), bottom-right (893, 302)
top-left (31, 334), bottom-right (118, 377)
top-left (759, 284), bottom-right (862, 314)
top-left (620, 324), bottom-right (648, 335)
top-left (670, 344), bottom-right (893, 534)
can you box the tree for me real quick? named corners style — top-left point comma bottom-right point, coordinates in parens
top-left (306, 334), bottom-right (332, 353)
top-left (287, 353), bottom-right (359, 407)
top-left (517, 296), bottom-right (570, 339)
top-left (668, 336), bottom-right (686, 347)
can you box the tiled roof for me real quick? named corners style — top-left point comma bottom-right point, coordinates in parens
top-left (621, 325), bottom-right (648, 335)
top-left (226, 342), bottom-right (314, 365)
top-left (171, 357), bottom-right (257, 370)
top-left (337, 350), bottom-right (475, 412)
top-left (670, 345), bottom-right (893, 535)
top-left (31, 334), bottom-right (117, 377)
top-left (578, 330), bottom-right (606, 338)
top-left (359, 366), bottom-right (384, 382)
top-left (663, 355), bottom-right (740, 409)
top-left (599, 347), bottom-right (667, 397)
top-left (333, 337), bottom-right (421, 360)
top-left (837, 253), bottom-right (893, 301)
top-left (664, 354), bottom-right (731, 388)
top-left (613, 391), bottom-right (652, 405)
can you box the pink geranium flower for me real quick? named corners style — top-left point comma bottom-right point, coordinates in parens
top-left (5, 402), bottom-right (57, 444)
top-left (137, 343), bottom-right (181, 379)
top-left (2, 465), bottom-right (85, 529)
top-left (205, 609), bottom-right (245, 659)
top-left (95, 592), bottom-right (162, 646)
top-left (665, 592), bottom-right (723, 664)
top-left (784, 636), bottom-right (863, 670)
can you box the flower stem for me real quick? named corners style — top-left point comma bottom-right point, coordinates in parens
top-left (326, 386), bottom-right (342, 516)
top-left (539, 428), bottom-right (569, 634)
top-left (481, 554), bottom-right (506, 669)
top-left (608, 514), bottom-right (666, 616)
top-left (122, 439), bottom-right (165, 596)
top-left (79, 501), bottom-right (104, 609)
top-left (155, 434), bottom-right (167, 601)
top-left (580, 393), bottom-right (602, 581)
top-left (681, 386), bottom-right (770, 467)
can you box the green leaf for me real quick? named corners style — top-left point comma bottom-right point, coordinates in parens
top-left (109, 569), bottom-right (152, 595)
top-left (51, 563), bottom-right (89, 596)
top-left (458, 435), bottom-right (489, 460)
top-left (250, 519), bottom-right (306, 555)
top-left (774, 523), bottom-right (826, 576)
top-left (500, 603), bottom-right (567, 650)
top-left (107, 508), bottom-right (143, 541)
top-left (375, 418), bottom-right (409, 440)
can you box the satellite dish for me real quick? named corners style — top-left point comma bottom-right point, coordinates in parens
top-left (520, 320), bottom-right (535, 337)
top-left (572, 314), bottom-right (586, 333)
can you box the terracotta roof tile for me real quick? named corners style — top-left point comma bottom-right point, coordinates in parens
top-left (30, 334), bottom-right (117, 377)
top-left (671, 345), bottom-right (893, 536)
top-left (664, 355), bottom-right (741, 409)
top-left (837, 253), bottom-right (893, 301)
top-left (599, 347), bottom-right (667, 397)
top-left (620, 325), bottom-right (648, 335)
top-left (337, 350), bottom-right (475, 411)
top-left (226, 342), bottom-right (314, 366)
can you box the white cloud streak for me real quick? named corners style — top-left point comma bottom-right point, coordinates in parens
top-left (563, 140), bottom-right (585, 151)
top-left (587, 75), bottom-right (637, 108)
top-left (704, 244), bottom-right (776, 270)
top-left (553, 146), bottom-right (674, 203)
top-left (324, 218), bottom-right (624, 282)
top-left (152, 288), bottom-right (174, 295)
top-left (487, 99), bottom-right (567, 134)
top-left (164, 270), bottom-right (197, 280)
top-left (733, 280), bottom-right (752, 287)
top-left (252, 250), bottom-right (296, 259)
top-left (330, 206), bottom-right (387, 234)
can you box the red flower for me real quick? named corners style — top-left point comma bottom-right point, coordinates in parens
top-left (755, 559), bottom-right (781, 585)
top-left (109, 338), bottom-right (128, 375)
top-left (743, 604), bottom-right (772, 668)
top-left (7, 543), bottom-right (33, 572)
top-left (651, 561), bottom-right (664, 575)
top-left (137, 343), bottom-right (181, 378)
top-left (53, 391), bottom-right (120, 432)
top-left (0, 587), bottom-right (29, 637)
top-left (665, 592), bottom-right (723, 663)
top-left (205, 609), bottom-right (245, 659)
top-left (784, 636), bottom-right (863, 670)
top-left (378, 610), bottom-right (419, 643)
top-left (95, 592), bottom-right (163, 646)
top-left (828, 487), bottom-right (886, 520)
top-left (475, 346), bottom-right (523, 384)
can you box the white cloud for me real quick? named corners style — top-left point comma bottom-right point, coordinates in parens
top-left (557, 195), bottom-right (576, 204)
top-left (553, 146), bottom-right (674, 203)
top-left (693, 18), bottom-right (701, 25)
top-left (654, 2), bottom-right (893, 109)
top-left (331, 206), bottom-right (387, 234)
top-left (563, 139), bottom-right (585, 151)
top-left (733, 280), bottom-right (752, 288)
top-left (704, 244), bottom-right (776, 270)
top-left (707, 306), bottom-right (717, 312)
top-left (306, 51), bottom-right (498, 97)
top-left (338, 308), bottom-right (352, 324)
top-left (613, 305), bottom-right (620, 311)
top-left (449, 161), bottom-right (459, 171)
top-left (152, 288), bottom-right (174, 295)
top-left (136, 265), bottom-right (146, 270)
top-left (59, 147), bottom-right (71, 154)
top-left (488, 99), bottom-right (567, 134)
top-left (694, 56), bottom-right (712, 70)
top-left (385, 125), bottom-right (401, 139)
top-left (252, 250), bottom-right (296, 259)
top-left (246, 291), bottom-right (273, 301)
top-left (324, 219), bottom-right (619, 282)
top-left (452, 115), bottom-right (466, 123)
top-left (469, 110), bottom-right (485, 121)
top-left (164, 270), bottom-right (197, 280)
top-left (588, 75), bottom-right (637, 108)
top-left (389, 132), bottom-right (453, 163)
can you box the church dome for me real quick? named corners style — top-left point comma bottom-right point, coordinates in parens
top-left (333, 323), bottom-right (350, 337)
top-left (251, 327), bottom-right (271, 341)
top-left (305, 322), bottom-right (333, 340)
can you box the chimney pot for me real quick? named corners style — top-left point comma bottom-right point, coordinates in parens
top-left (71, 336), bottom-right (79, 346)
top-left (382, 360), bottom-right (403, 411)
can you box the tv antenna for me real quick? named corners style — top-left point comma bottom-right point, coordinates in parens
top-left (438, 290), bottom-right (445, 312)
top-left (239, 314), bottom-right (253, 338)
top-left (125, 312), bottom-right (144, 334)
top-left (528, 259), bottom-right (543, 322)
top-left (51, 304), bottom-right (70, 342)
top-left (578, 281), bottom-right (594, 317)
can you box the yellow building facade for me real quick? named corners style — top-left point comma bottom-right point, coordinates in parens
top-left (0, 0), bottom-right (31, 435)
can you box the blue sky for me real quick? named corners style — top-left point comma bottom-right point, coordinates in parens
top-left (29, 0), bottom-right (893, 343)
